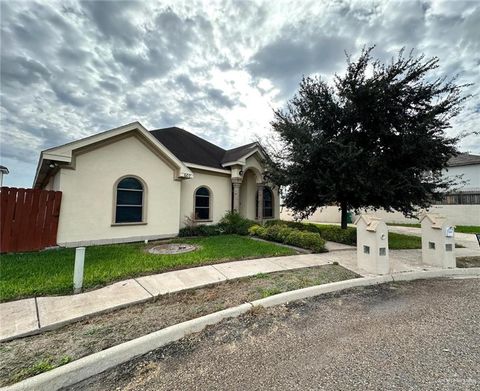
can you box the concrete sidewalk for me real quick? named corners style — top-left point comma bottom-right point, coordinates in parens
top-left (0, 253), bottom-right (335, 342)
top-left (0, 244), bottom-right (469, 342)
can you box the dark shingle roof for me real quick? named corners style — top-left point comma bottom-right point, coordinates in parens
top-left (150, 127), bottom-right (258, 170)
top-left (447, 153), bottom-right (480, 167)
top-left (221, 142), bottom-right (258, 164)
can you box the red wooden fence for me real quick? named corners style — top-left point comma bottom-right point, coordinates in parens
top-left (0, 187), bottom-right (62, 253)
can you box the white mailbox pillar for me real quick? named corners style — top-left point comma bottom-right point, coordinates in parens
top-left (420, 213), bottom-right (455, 269)
top-left (355, 215), bottom-right (390, 275)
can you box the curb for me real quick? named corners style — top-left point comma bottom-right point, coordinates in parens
top-left (3, 268), bottom-right (479, 391)
top-left (250, 275), bottom-right (393, 308)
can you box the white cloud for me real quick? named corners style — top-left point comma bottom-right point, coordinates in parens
top-left (0, 0), bottom-right (478, 188)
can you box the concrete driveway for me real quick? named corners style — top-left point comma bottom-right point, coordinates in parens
top-left (69, 278), bottom-right (480, 391)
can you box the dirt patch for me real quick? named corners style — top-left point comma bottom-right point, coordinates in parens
top-left (0, 264), bottom-right (358, 386)
top-left (457, 256), bottom-right (480, 268)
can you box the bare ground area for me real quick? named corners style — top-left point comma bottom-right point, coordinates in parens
top-left (457, 256), bottom-right (480, 268)
top-left (0, 264), bottom-right (357, 386)
top-left (68, 278), bottom-right (480, 391)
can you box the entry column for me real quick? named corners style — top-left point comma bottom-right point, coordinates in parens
top-left (257, 183), bottom-right (264, 221)
top-left (232, 179), bottom-right (241, 212)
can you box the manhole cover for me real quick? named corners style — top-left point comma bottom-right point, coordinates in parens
top-left (147, 243), bottom-right (197, 255)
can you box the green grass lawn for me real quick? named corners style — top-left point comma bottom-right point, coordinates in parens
top-left (387, 223), bottom-right (480, 234)
top-left (386, 223), bottom-right (421, 228)
top-left (388, 232), bottom-right (421, 249)
top-left (309, 223), bottom-right (422, 249)
top-left (0, 235), bottom-right (295, 302)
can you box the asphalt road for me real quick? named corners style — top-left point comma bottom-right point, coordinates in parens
top-left (68, 278), bottom-right (480, 391)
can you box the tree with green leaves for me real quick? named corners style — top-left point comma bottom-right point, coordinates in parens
top-left (266, 47), bottom-right (471, 229)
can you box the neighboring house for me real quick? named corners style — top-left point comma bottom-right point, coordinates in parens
top-left (281, 152), bottom-right (480, 226)
top-left (33, 122), bottom-right (279, 247)
top-left (442, 152), bottom-right (480, 192)
top-left (0, 165), bottom-right (8, 186)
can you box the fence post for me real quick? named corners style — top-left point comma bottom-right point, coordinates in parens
top-left (74, 247), bottom-right (85, 294)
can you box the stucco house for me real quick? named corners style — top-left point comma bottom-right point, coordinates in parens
top-left (442, 152), bottom-right (480, 192)
top-left (33, 122), bottom-right (279, 247)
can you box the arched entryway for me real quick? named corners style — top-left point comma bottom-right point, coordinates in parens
top-left (233, 167), bottom-right (274, 221)
top-left (239, 169), bottom-right (258, 219)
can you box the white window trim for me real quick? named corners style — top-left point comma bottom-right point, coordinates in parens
top-left (112, 175), bottom-right (148, 226)
top-left (194, 185), bottom-right (213, 222)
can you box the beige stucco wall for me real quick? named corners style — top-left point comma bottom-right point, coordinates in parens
top-left (240, 170), bottom-right (257, 220)
top-left (281, 204), bottom-right (480, 226)
top-left (356, 218), bottom-right (390, 275)
top-left (55, 135), bottom-right (181, 246)
top-left (244, 154), bottom-right (263, 180)
top-left (421, 216), bottom-right (456, 268)
top-left (281, 206), bottom-right (342, 223)
top-left (180, 168), bottom-right (232, 226)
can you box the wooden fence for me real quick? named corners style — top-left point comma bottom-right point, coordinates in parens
top-left (433, 191), bottom-right (480, 205)
top-left (0, 187), bottom-right (62, 253)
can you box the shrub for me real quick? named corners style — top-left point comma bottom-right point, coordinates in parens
top-left (248, 224), bottom-right (267, 238)
top-left (264, 220), bottom-right (357, 246)
top-left (178, 224), bottom-right (223, 237)
top-left (248, 225), bottom-right (262, 235)
top-left (264, 219), bottom-right (319, 233)
top-left (285, 230), bottom-right (326, 253)
top-left (314, 225), bottom-right (356, 245)
top-left (178, 226), bottom-right (197, 237)
top-left (249, 223), bottom-right (326, 253)
top-left (179, 212), bottom-right (256, 237)
top-left (218, 211), bottom-right (256, 235)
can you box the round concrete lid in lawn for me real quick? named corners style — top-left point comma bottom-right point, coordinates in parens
top-left (147, 243), bottom-right (197, 255)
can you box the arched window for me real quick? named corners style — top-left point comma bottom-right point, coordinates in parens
top-left (195, 186), bottom-right (211, 220)
top-left (256, 187), bottom-right (274, 219)
top-left (115, 177), bottom-right (144, 223)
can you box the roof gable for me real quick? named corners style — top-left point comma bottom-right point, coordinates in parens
top-left (34, 122), bottom-right (192, 188)
top-left (354, 214), bottom-right (385, 232)
top-left (222, 142), bottom-right (258, 165)
top-left (419, 213), bottom-right (447, 229)
top-left (447, 153), bottom-right (480, 167)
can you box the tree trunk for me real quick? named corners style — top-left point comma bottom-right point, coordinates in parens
top-left (340, 201), bottom-right (348, 229)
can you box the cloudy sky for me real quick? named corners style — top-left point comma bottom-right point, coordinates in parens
top-left (1, 0), bottom-right (479, 187)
